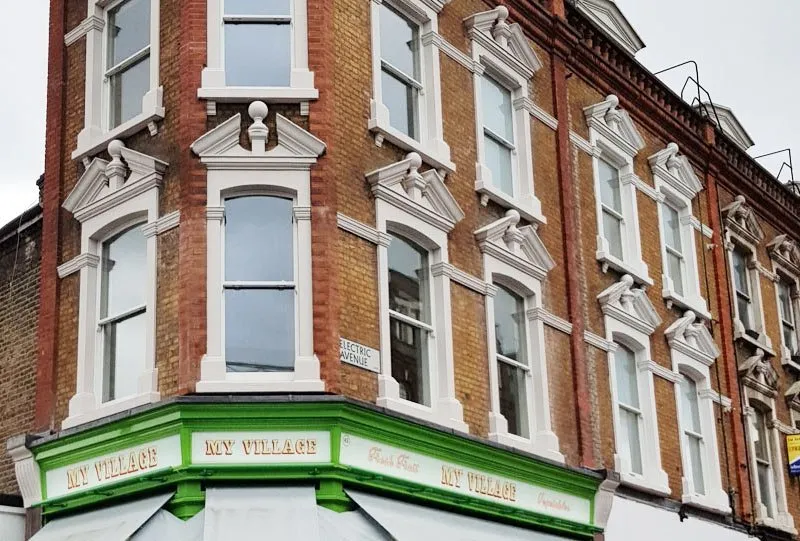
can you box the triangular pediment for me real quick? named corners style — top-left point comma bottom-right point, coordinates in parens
top-left (648, 143), bottom-right (703, 199)
top-left (598, 274), bottom-right (661, 334)
top-left (366, 152), bottom-right (464, 233)
top-left (786, 381), bottom-right (800, 411)
top-left (739, 348), bottom-right (778, 397)
top-left (574, 0), bottom-right (645, 56)
top-left (63, 139), bottom-right (167, 223)
top-left (191, 101), bottom-right (325, 169)
top-left (464, 6), bottom-right (542, 80)
top-left (665, 311), bottom-right (720, 365)
top-left (722, 195), bottom-right (764, 245)
top-left (768, 234), bottom-right (800, 276)
top-left (695, 102), bottom-right (755, 151)
top-left (474, 210), bottom-right (554, 280)
top-left (584, 95), bottom-right (645, 157)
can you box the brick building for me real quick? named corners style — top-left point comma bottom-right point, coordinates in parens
top-left (5, 0), bottom-right (800, 539)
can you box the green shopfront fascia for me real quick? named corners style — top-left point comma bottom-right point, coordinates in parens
top-left (9, 397), bottom-right (608, 540)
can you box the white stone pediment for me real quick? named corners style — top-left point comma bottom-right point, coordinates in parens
top-left (63, 139), bottom-right (167, 223)
top-left (664, 311), bottom-right (719, 366)
top-left (574, 0), bottom-right (644, 56)
top-left (367, 152), bottom-right (464, 233)
top-left (739, 348), bottom-right (778, 397)
top-left (464, 6), bottom-right (542, 80)
top-left (768, 234), bottom-right (800, 276)
top-left (474, 210), bottom-right (554, 280)
top-left (584, 95), bottom-right (645, 157)
top-left (598, 274), bottom-right (661, 334)
top-left (648, 143), bottom-right (703, 199)
top-left (191, 101), bottom-right (325, 170)
top-left (695, 102), bottom-right (755, 151)
top-left (722, 195), bottom-right (764, 246)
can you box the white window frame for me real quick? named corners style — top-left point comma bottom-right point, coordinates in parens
top-left (476, 210), bottom-right (562, 461)
top-left (742, 389), bottom-right (796, 533)
top-left (664, 311), bottom-right (729, 513)
top-left (585, 95), bottom-right (651, 285)
top-left (199, 0), bottom-right (317, 103)
top-left (367, 152), bottom-right (467, 431)
top-left (60, 140), bottom-right (167, 429)
top-left (768, 235), bottom-right (800, 370)
top-left (649, 143), bottom-right (710, 318)
top-left (466, 6), bottom-right (543, 224)
top-left (191, 101), bottom-right (325, 392)
top-left (599, 274), bottom-right (669, 494)
top-left (73, 0), bottom-right (163, 161)
top-left (367, 0), bottom-right (452, 171)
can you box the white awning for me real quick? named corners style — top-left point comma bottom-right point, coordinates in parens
top-left (203, 486), bottom-right (320, 541)
top-left (317, 505), bottom-right (391, 540)
top-left (28, 492), bottom-right (172, 541)
top-left (131, 508), bottom-right (205, 541)
top-left (347, 489), bottom-right (567, 541)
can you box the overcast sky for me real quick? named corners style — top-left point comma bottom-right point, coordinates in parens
top-left (0, 0), bottom-right (797, 226)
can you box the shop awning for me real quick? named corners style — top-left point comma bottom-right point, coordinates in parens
top-left (131, 509), bottom-right (205, 541)
top-left (347, 489), bottom-right (568, 541)
top-left (203, 486), bottom-right (321, 540)
top-left (28, 492), bottom-right (173, 541)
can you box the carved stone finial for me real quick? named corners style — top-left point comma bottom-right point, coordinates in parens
top-left (664, 142), bottom-right (682, 173)
top-left (739, 347), bottom-right (778, 391)
top-left (106, 139), bottom-right (127, 190)
top-left (492, 5), bottom-right (511, 48)
top-left (248, 101), bottom-right (269, 154)
top-left (619, 274), bottom-right (635, 312)
top-left (502, 209), bottom-right (523, 254)
top-left (401, 152), bottom-right (427, 201)
top-left (604, 95), bottom-right (622, 131)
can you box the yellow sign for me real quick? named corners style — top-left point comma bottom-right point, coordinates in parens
top-left (787, 434), bottom-right (800, 476)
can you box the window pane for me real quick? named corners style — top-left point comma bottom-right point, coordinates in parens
top-left (598, 160), bottom-right (622, 212)
top-left (224, 23), bottom-right (291, 87)
top-left (738, 294), bottom-right (753, 331)
top-left (109, 55), bottom-right (149, 128)
top-left (688, 435), bottom-right (705, 495)
top-left (388, 235), bottom-right (428, 324)
top-left (758, 462), bottom-right (774, 518)
top-left (602, 210), bottom-right (624, 260)
top-left (753, 409), bottom-right (769, 461)
top-left (102, 225), bottom-right (147, 318)
top-left (732, 248), bottom-right (749, 295)
top-left (619, 407), bottom-right (643, 475)
top-left (391, 318), bottom-right (428, 406)
top-left (103, 312), bottom-right (146, 402)
top-left (484, 134), bottom-right (513, 196)
top-left (785, 324), bottom-right (796, 353)
top-left (668, 252), bottom-right (684, 296)
top-left (108, 0), bottom-right (150, 67)
top-left (381, 70), bottom-right (417, 139)
top-left (225, 196), bottom-right (293, 282)
top-left (225, 289), bottom-right (295, 371)
top-left (662, 205), bottom-right (682, 252)
top-left (225, 0), bottom-right (291, 16)
top-left (494, 286), bottom-right (526, 364)
top-left (614, 344), bottom-right (639, 408)
top-left (680, 376), bottom-right (702, 433)
top-left (779, 281), bottom-right (795, 324)
top-left (481, 76), bottom-right (513, 142)
top-left (498, 362), bottom-right (528, 438)
top-left (379, 4), bottom-right (418, 78)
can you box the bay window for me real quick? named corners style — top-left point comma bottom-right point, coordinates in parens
top-left (599, 159), bottom-right (624, 261)
top-left (388, 234), bottom-right (431, 405)
top-left (679, 375), bottom-right (705, 496)
top-left (223, 195), bottom-right (295, 372)
top-left (494, 286), bottom-right (528, 438)
top-left (100, 224), bottom-right (147, 402)
top-left (223, 0), bottom-right (292, 87)
top-left (614, 343), bottom-right (643, 475)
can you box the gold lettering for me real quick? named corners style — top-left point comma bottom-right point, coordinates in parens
top-left (295, 439), bottom-right (306, 454)
top-left (94, 461), bottom-right (103, 482)
top-left (139, 450), bottom-right (149, 470)
top-left (149, 447), bottom-right (158, 467)
top-left (307, 439), bottom-right (317, 455)
top-left (242, 440), bottom-right (254, 455)
top-left (128, 452), bottom-right (139, 473)
top-left (205, 440), bottom-right (224, 456)
top-left (282, 439), bottom-right (295, 455)
top-left (222, 440), bottom-right (234, 456)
